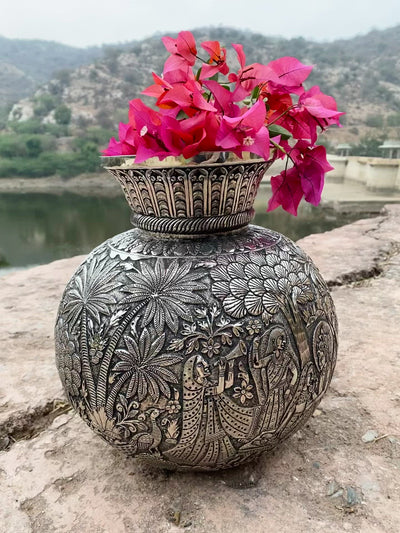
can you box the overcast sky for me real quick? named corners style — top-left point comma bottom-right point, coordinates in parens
top-left (1, 0), bottom-right (399, 47)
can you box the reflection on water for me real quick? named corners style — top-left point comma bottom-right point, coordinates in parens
top-left (0, 191), bottom-right (371, 273)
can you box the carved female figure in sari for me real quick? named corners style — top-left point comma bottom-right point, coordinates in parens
top-left (249, 326), bottom-right (299, 434)
top-left (165, 353), bottom-right (255, 468)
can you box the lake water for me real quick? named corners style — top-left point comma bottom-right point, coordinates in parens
top-left (0, 191), bottom-right (374, 275)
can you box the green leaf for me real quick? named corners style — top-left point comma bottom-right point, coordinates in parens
top-left (268, 124), bottom-right (292, 140)
top-left (176, 110), bottom-right (188, 120)
top-left (251, 86), bottom-right (260, 100)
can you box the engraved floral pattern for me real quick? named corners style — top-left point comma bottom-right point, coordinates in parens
top-left (55, 327), bottom-right (81, 399)
top-left (121, 260), bottom-right (207, 334)
top-left (211, 251), bottom-right (314, 319)
top-left (62, 256), bottom-right (121, 326)
top-left (112, 328), bottom-right (181, 402)
top-left (55, 216), bottom-right (337, 470)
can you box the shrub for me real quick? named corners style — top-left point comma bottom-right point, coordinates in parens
top-left (0, 154), bottom-right (55, 177)
top-left (0, 150), bottom-right (98, 179)
top-left (54, 105), bottom-right (72, 125)
top-left (0, 135), bottom-right (27, 157)
top-left (10, 119), bottom-right (44, 134)
top-left (76, 126), bottom-right (115, 146)
top-left (351, 134), bottom-right (385, 157)
top-left (42, 123), bottom-right (69, 137)
top-left (25, 138), bottom-right (42, 157)
top-left (365, 114), bottom-right (384, 128)
top-left (33, 94), bottom-right (57, 117)
top-left (387, 113), bottom-right (400, 127)
top-left (54, 69), bottom-right (72, 86)
top-left (0, 134), bottom-right (56, 158)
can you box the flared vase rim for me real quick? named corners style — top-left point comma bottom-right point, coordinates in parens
top-left (100, 153), bottom-right (273, 171)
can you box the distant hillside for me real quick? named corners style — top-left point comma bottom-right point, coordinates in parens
top-left (5, 25), bottom-right (400, 146)
top-left (0, 36), bottom-right (105, 107)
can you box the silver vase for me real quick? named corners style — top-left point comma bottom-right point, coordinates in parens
top-left (55, 155), bottom-right (337, 471)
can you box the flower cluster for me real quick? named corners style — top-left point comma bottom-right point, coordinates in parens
top-left (104, 31), bottom-right (344, 215)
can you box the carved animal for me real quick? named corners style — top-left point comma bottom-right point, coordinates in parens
top-left (120, 408), bottom-right (162, 456)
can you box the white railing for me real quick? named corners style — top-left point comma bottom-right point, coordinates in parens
top-left (326, 155), bottom-right (400, 191)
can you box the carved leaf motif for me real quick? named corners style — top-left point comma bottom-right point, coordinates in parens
top-left (121, 260), bottom-right (207, 334)
top-left (113, 328), bottom-right (181, 402)
top-left (62, 256), bottom-right (121, 327)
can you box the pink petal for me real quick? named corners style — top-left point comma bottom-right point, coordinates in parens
top-left (267, 168), bottom-right (304, 215)
top-left (232, 43), bottom-right (246, 68)
top-left (268, 56), bottom-right (313, 87)
top-left (245, 127), bottom-right (270, 160)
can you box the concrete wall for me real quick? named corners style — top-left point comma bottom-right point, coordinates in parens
top-left (327, 155), bottom-right (400, 191)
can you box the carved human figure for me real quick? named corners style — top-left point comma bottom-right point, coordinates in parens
top-left (165, 353), bottom-right (255, 468)
top-left (249, 326), bottom-right (299, 434)
top-left (312, 320), bottom-right (336, 395)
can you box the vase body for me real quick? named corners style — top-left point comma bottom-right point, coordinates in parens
top-left (55, 158), bottom-right (338, 471)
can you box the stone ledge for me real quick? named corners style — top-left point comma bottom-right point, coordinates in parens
top-left (1, 207), bottom-right (399, 532)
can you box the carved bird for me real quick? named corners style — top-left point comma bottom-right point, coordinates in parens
top-left (123, 408), bottom-right (163, 456)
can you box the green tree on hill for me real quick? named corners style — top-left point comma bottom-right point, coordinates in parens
top-left (54, 105), bottom-right (72, 125)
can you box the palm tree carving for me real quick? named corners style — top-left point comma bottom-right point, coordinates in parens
top-left (96, 259), bottom-right (206, 409)
top-left (106, 328), bottom-right (181, 417)
top-left (60, 256), bottom-right (121, 408)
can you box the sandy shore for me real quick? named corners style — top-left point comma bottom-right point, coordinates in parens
top-left (0, 173), bottom-right (122, 197)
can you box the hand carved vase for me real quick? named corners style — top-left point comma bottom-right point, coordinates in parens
top-left (55, 156), bottom-right (338, 471)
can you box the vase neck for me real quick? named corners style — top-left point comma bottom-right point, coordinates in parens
top-left (107, 159), bottom-right (272, 237)
top-left (130, 210), bottom-right (255, 237)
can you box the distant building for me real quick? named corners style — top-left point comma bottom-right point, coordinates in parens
top-left (379, 140), bottom-right (400, 159)
top-left (336, 143), bottom-right (352, 156)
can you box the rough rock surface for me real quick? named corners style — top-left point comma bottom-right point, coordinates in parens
top-left (1, 206), bottom-right (399, 533)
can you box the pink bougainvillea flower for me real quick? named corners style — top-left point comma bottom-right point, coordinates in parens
top-left (162, 31), bottom-right (197, 74)
top-left (163, 67), bottom-right (194, 85)
top-left (264, 92), bottom-right (293, 123)
top-left (216, 99), bottom-right (270, 160)
top-left (161, 112), bottom-right (219, 159)
top-left (103, 122), bottom-right (136, 156)
top-left (266, 56), bottom-right (313, 95)
top-left (128, 99), bottom-right (160, 130)
top-left (162, 31), bottom-right (197, 62)
top-left (278, 107), bottom-right (316, 142)
top-left (231, 63), bottom-right (277, 101)
top-left (290, 141), bottom-right (334, 205)
top-left (229, 43), bottom-right (278, 101)
top-left (157, 79), bottom-right (217, 116)
top-left (141, 72), bottom-right (173, 99)
top-left (299, 86), bottom-right (345, 126)
top-left (267, 141), bottom-right (334, 214)
top-left (104, 31), bottom-right (343, 215)
top-left (232, 43), bottom-right (246, 69)
top-left (280, 86), bottom-right (344, 143)
top-left (267, 167), bottom-right (304, 216)
top-left (128, 99), bottom-right (174, 163)
top-left (203, 80), bottom-right (241, 117)
top-left (199, 40), bottom-right (229, 79)
top-left (142, 70), bottom-right (199, 116)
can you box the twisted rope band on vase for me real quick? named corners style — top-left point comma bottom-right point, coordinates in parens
top-left (55, 224), bottom-right (338, 471)
top-left (105, 159), bottom-right (272, 235)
